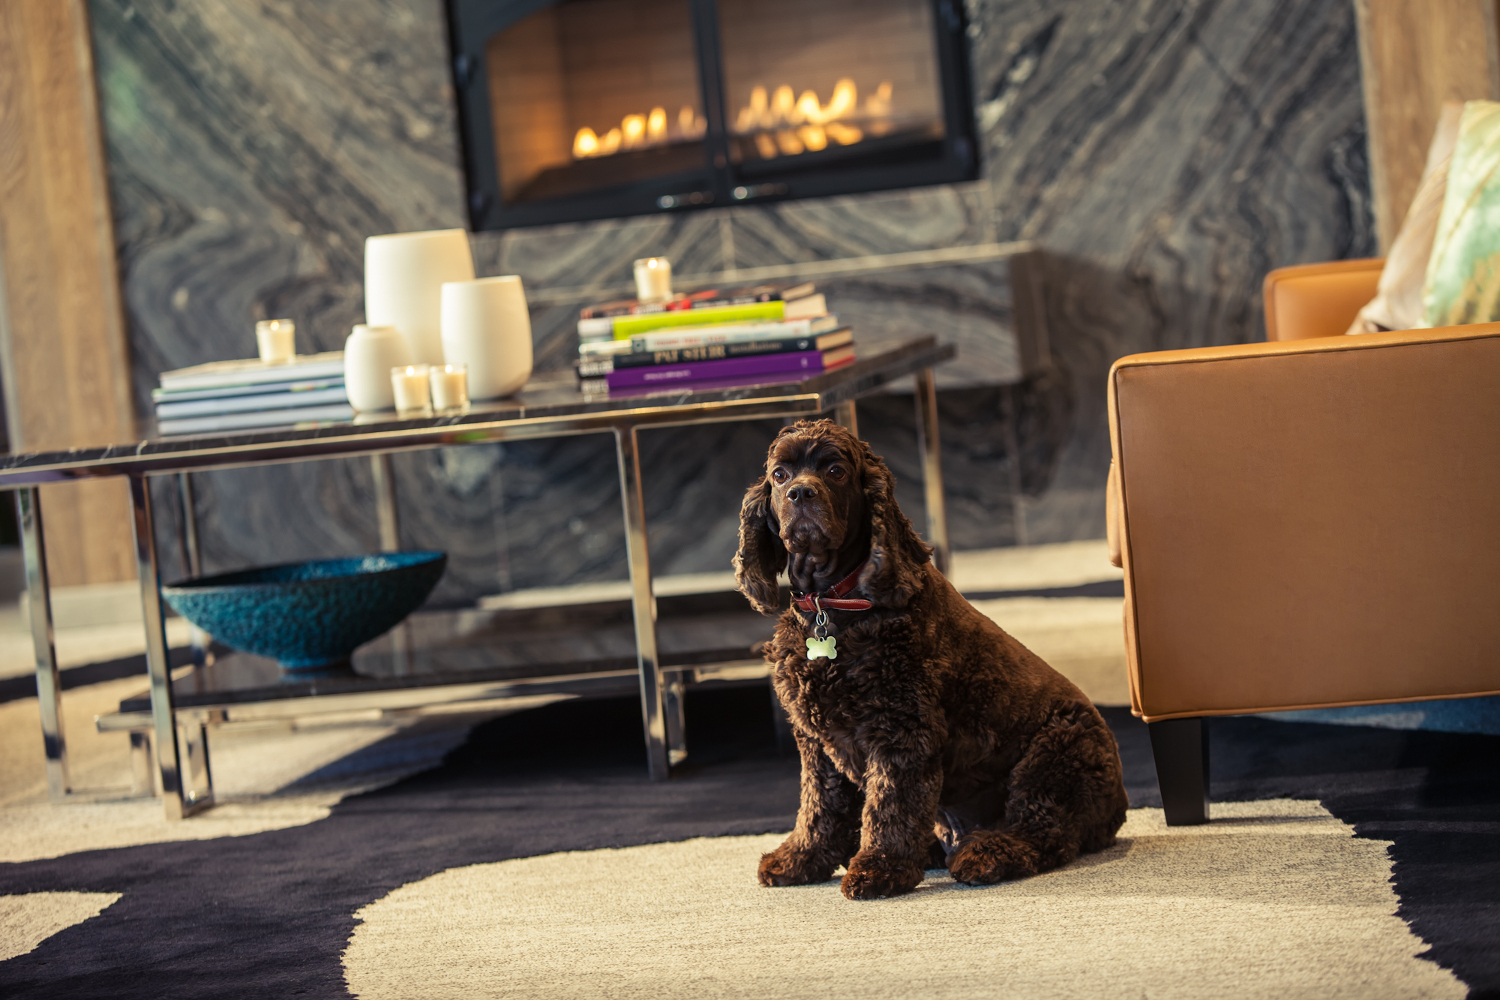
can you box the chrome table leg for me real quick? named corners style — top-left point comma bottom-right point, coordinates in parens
top-left (179, 709), bottom-right (217, 804)
top-left (130, 474), bottom-right (209, 819)
top-left (833, 400), bottom-right (858, 436)
top-left (614, 424), bottom-right (678, 779)
top-left (129, 730), bottom-right (156, 796)
top-left (370, 453), bottom-right (415, 666)
top-left (176, 472), bottom-right (213, 668)
top-left (371, 453), bottom-right (401, 551)
top-left (18, 488), bottom-right (68, 801)
top-left (913, 366), bottom-right (951, 576)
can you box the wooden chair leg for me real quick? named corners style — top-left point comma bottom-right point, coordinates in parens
top-left (1148, 717), bottom-right (1210, 825)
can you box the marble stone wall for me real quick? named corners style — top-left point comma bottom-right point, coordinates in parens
top-left (88, 0), bottom-right (1371, 602)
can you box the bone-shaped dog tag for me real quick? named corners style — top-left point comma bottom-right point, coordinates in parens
top-left (805, 635), bottom-right (838, 660)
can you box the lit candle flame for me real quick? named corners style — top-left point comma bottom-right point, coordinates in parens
top-left (647, 107), bottom-right (667, 141)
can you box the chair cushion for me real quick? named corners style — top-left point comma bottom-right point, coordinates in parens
top-left (1346, 102), bottom-right (1462, 334)
top-left (1423, 100), bottom-right (1500, 326)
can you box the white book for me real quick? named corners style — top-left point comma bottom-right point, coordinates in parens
top-left (578, 339), bottom-right (636, 358)
top-left (159, 351), bottom-right (346, 391)
top-left (625, 316), bottom-right (839, 352)
top-left (157, 403), bottom-right (354, 437)
top-left (155, 386), bottom-right (350, 419)
top-left (153, 377), bottom-right (344, 403)
top-left (577, 317), bottom-right (616, 340)
top-left (783, 293), bottom-right (826, 320)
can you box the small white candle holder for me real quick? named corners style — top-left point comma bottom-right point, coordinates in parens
top-left (390, 364), bottom-right (432, 413)
top-left (429, 363), bottom-right (469, 411)
top-left (633, 257), bottom-right (672, 304)
top-left (256, 319), bottom-right (296, 364)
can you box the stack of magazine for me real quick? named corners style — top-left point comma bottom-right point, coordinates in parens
top-left (575, 283), bottom-right (853, 394)
top-left (153, 352), bottom-right (352, 436)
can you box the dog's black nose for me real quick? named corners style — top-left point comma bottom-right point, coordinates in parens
top-left (786, 485), bottom-right (812, 503)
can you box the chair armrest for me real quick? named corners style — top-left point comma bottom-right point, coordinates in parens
top-left (1107, 324), bottom-right (1500, 721)
top-left (1106, 460), bottom-right (1123, 568)
top-left (1263, 258), bottom-right (1384, 341)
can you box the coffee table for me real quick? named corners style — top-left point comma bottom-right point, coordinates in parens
top-left (0, 336), bottom-right (954, 819)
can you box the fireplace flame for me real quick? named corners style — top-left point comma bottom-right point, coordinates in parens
top-left (731, 78), bottom-right (885, 157)
top-left (569, 78), bottom-right (887, 161)
top-left (573, 105), bottom-right (706, 159)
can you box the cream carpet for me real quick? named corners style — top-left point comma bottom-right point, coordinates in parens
top-left (343, 799), bottom-right (1463, 1000)
top-left (0, 893), bottom-right (121, 963)
top-left (0, 673), bottom-right (568, 862)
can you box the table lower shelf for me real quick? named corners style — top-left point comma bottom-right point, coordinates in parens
top-left (109, 589), bottom-right (779, 721)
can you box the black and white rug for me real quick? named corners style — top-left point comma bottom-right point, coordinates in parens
top-left (1, 688), bottom-right (1497, 999)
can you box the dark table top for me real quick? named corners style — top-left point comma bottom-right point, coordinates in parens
top-left (0, 336), bottom-right (952, 486)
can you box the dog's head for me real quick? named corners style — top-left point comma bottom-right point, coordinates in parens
top-left (734, 419), bottom-right (931, 616)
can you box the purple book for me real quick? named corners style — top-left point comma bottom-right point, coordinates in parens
top-left (605, 349), bottom-right (823, 389)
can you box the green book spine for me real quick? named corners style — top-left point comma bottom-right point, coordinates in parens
top-left (611, 302), bottom-right (785, 339)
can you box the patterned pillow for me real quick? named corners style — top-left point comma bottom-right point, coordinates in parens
top-left (1422, 100), bottom-right (1500, 327)
top-left (1346, 102), bottom-right (1462, 334)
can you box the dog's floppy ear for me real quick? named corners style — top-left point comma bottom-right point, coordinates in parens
top-left (734, 475), bottom-right (785, 616)
top-left (857, 450), bottom-right (932, 608)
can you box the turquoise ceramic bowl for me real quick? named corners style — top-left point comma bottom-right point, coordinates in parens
top-left (162, 552), bottom-right (446, 672)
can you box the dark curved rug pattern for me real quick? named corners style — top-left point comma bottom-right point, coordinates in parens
top-left (0, 688), bottom-right (1496, 999)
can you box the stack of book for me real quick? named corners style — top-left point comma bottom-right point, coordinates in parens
top-left (575, 283), bottom-right (854, 393)
top-left (153, 352), bottom-right (352, 436)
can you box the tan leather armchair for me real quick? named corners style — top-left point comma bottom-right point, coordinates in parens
top-left (1107, 258), bottom-right (1500, 824)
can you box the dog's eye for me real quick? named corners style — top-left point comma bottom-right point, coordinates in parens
top-left (771, 468), bottom-right (788, 483)
top-left (827, 465), bottom-right (847, 483)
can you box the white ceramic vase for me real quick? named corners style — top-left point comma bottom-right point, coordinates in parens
top-left (440, 276), bottom-right (533, 400)
top-left (343, 324), bottom-right (412, 411)
top-left (364, 229), bottom-right (475, 365)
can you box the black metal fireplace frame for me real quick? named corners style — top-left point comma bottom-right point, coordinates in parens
top-left (447, 0), bottom-right (978, 230)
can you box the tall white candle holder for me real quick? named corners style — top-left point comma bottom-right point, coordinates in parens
top-left (440, 276), bottom-right (533, 400)
top-left (365, 229), bottom-right (475, 365)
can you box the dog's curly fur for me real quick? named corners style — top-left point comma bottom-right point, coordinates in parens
top-left (735, 419), bottom-right (1128, 900)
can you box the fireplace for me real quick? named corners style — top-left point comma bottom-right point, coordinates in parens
top-left (448, 0), bottom-right (977, 229)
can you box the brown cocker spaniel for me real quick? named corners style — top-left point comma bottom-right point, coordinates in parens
top-left (735, 419), bottom-right (1128, 900)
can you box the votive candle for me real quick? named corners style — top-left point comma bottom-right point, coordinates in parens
top-left (391, 364), bottom-right (432, 412)
top-left (256, 319), bottom-right (296, 363)
top-left (429, 363), bottom-right (469, 410)
top-left (633, 257), bottom-right (672, 304)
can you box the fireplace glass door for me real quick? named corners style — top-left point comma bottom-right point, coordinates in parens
top-left (475, 0), bottom-right (711, 217)
top-left (450, 0), bottom-right (975, 229)
top-left (717, 0), bottom-right (947, 194)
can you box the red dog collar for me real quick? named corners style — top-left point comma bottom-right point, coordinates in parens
top-left (792, 561), bottom-right (873, 612)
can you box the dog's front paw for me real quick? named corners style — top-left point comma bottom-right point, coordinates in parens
top-left (840, 850), bottom-right (924, 900)
top-left (758, 842), bottom-right (837, 887)
top-left (947, 831), bottom-right (1042, 885)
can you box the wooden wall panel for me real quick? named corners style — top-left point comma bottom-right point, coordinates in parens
top-left (0, 0), bottom-right (138, 585)
top-left (1354, 0), bottom-right (1500, 251)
